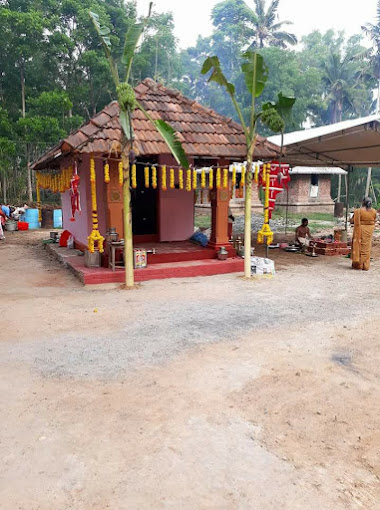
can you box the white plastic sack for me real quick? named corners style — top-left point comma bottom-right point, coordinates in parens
top-left (250, 257), bottom-right (275, 276)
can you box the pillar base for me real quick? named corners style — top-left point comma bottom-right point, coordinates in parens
top-left (208, 241), bottom-right (237, 256)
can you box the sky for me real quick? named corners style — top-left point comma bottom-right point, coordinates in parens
top-left (136, 0), bottom-right (378, 49)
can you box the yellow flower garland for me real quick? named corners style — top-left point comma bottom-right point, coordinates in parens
top-left (186, 169), bottom-right (192, 191)
top-left (144, 166), bottom-right (149, 188)
top-left (118, 161), bottom-right (123, 185)
top-left (201, 169), bottom-right (206, 189)
top-left (36, 173), bottom-right (41, 222)
top-left (193, 169), bottom-right (197, 190)
top-left (254, 164), bottom-right (259, 184)
top-left (232, 165), bottom-right (236, 187)
top-left (241, 165), bottom-right (246, 188)
top-left (162, 165), bottom-right (167, 191)
top-left (104, 162), bottom-right (110, 184)
top-left (209, 168), bottom-right (213, 190)
top-left (216, 168), bottom-right (221, 189)
top-left (152, 166), bottom-right (157, 189)
top-left (87, 157), bottom-right (104, 253)
top-left (223, 168), bottom-right (228, 189)
top-left (170, 168), bottom-right (175, 189)
top-left (179, 168), bottom-right (184, 189)
top-left (131, 164), bottom-right (137, 188)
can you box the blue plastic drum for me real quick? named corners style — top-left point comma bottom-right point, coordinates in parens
top-left (24, 208), bottom-right (40, 229)
top-left (53, 209), bottom-right (63, 228)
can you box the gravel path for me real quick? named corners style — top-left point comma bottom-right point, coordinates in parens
top-left (2, 232), bottom-right (380, 509)
top-left (1, 238), bottom-right (379, 380)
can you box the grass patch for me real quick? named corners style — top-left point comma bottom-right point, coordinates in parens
top-left (194, 214), bottom-right (211, 229)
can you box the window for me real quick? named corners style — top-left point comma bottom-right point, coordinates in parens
top-left (311, 174), bottom-right (319, 186)
top-left (310, 174), bottom-right (319, 198)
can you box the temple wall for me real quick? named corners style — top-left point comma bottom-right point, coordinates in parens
top-left (62, 156), bottom-right (92, 247)
top-left (157, 154), bottom-right (194, 242)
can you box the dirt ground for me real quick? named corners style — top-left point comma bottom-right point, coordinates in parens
top-left (1, 230), bottom-right (380, 509)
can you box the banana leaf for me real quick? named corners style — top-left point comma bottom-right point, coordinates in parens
top-left (241, 51), bottom-right (268, 98)
top-left (122, 2), bottom-right (152, 83)
top-left (89, 11), bottom-right (119, 86)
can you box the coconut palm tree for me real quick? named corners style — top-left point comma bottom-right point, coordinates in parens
top-left (242, 0), bottom-right (297, 49)
top-left (322, 51), bottom-right (356, 124)
top-left (361, 0), bottom-right (380, 112)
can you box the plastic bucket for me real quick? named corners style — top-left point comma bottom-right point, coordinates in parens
top-left (53, 209), bottom-right (63, 228)
top-left (17, 221), bottom-right (29, 231)
top-left (23, 208), bottom-right (40, 229)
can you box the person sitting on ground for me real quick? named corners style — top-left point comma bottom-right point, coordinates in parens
top-left (295, 218), bottom-right (313, 248)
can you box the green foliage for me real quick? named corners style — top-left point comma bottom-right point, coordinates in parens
top-left (241, 51), bottom-right (269, 97)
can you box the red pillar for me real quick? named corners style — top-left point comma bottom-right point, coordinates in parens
top-left (208, 160), bottom-right (235, 254)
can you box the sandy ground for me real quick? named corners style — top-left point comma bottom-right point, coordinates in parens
top-left (1, 230), bottom-right (380, 509)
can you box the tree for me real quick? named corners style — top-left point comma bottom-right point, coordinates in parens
top-left (361, 0), bottom-right (380, 111)
top-left (90, 5), bottom-right (189, 288)
top-left (202, 52), bottom-right (294, 278)
top-left (213, 0), bottom-right (297, 50)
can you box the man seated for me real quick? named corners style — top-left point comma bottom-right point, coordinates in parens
top-left (295, 218), bottom-right (313, 248)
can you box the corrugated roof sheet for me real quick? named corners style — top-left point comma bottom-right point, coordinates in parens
top-left (32, 78), bottom-right (279, 170)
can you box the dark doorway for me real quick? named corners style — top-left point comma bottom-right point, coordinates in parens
top-left (132, 161), bottom-right (157, 236)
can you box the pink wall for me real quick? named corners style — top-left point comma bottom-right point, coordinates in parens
top-left (62, 156), bottom-right (92, 247)
top-left (61, 154), bottom-right (108, 247)
top-left (158, 154), bottom-right (194, 242)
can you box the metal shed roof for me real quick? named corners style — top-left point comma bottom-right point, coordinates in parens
top-left (268, 115), bottom-right (380, 168)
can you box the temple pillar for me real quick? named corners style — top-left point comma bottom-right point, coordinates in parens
top-left (209, 159), bottom-right (235, 254)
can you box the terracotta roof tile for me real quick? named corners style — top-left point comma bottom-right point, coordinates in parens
top-left (32, 78), bottom-right (279, 169)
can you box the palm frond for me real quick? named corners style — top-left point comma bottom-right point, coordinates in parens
top-left (271, 31), bottom-right (298, 46)
top-left (254, 0), bottom-right (265, 19)
top-left (266, 0), bottom-right (280, 26)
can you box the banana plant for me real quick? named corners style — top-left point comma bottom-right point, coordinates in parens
top-left (90, 6), bottom-right (188, 288)
top-left (202, 51), bottom-right (295, 278)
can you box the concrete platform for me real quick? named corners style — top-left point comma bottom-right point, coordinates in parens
top-left (46, 243), bottom-right (244, 285)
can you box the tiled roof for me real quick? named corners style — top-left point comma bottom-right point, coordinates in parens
top-left (32, 78), bottom-right (280, 170)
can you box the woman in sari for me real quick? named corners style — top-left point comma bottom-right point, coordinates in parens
top-left (350, 197), bottom-right (377, 270)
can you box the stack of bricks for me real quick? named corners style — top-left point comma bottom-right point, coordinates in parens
top-left (308, 241), bottom-right (351, 256)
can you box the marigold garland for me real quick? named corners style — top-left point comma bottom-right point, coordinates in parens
top-left (223, 168), bottom-right (228, 189)
top-left (209, 168), bottom-right (214, 190)
top-left (152, 166), bottom-right (157, 189)
top-left (161, 165), bottom-right (167, 191)
top-left (201, 169), bottom-right (206, 189)
top-left (193, 169), bottom-right (197, 190)
top-left (254, 164), bottom-right (259, 184)
top-left (144, 166), bottom-right (149, 188)
top-left (104, 162), bottom-right (110, 184)
top-left (87, 157), bottom-right (104, 253)
top-left (186, 169), bottom-right (192, 191)
top-left (232, 165), bottom-right (236, 187)
top-left (216, 168), bottom-right (221, 189)
top-left (36, 173), bottom-right (41, 222)
top-left (131, 164), bottom-right (137, 188)
top-left (179, 168), bottom-right (184, 189)
top-left (170, 168), bottom-right (175, 189)
top-left (240, 165), bottom-right (246, 188)
top-left (118, 161), bottom-right (123, 185)
top-left (36, 166), bottom-right (72, 193)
